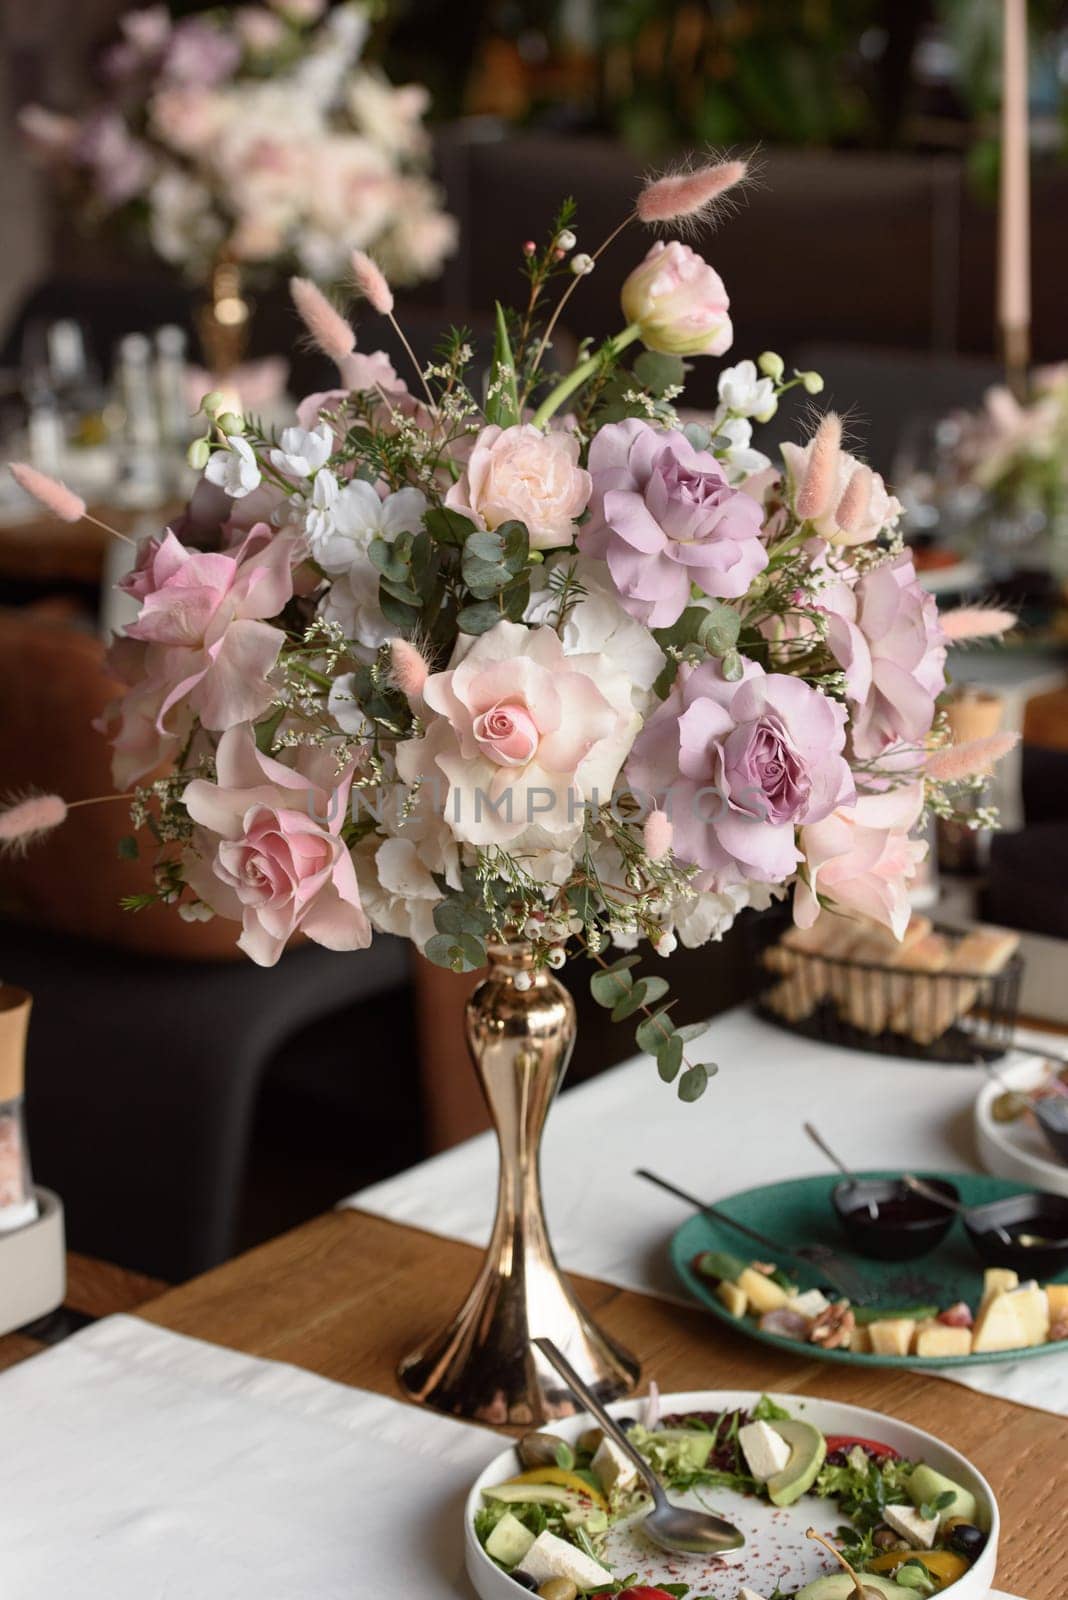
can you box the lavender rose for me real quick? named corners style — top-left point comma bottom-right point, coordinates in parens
top-left (823, 552), bottom-right (946, 762)
top-left (579, 419), bottom-right (767, 628)
top-left (626, 656), bottom-right (854, 887)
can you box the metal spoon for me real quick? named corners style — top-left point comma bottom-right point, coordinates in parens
top-left (803, 1122), bottom-right (877, 1217)
top-left (533, 1337), bottom-right (745, 1560)
top-left (902, 1173), bottom-right (1053, 1249)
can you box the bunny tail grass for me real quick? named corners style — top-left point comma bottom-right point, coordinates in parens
top-left (637, 158), bottom-right (748, 225)
top-left (9, 462), bottom-right (86, 522)
top-left (0, 792), bottom-right (68, 855)
top-left (289, 277), bottom-right (356, 364)
top-left (351, 250), bottom-right (394, 316)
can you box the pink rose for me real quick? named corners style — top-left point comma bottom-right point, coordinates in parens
top-left (794, 782), bottom-right (927, 939)
top-left (621, 241), bottom-right (732, 358)
top-left (445, 424), bottom-right (591, 550)
top-left (396, 620), bottom-right (638, 847)
top-left (183, 725), bottom-right (370, 966)
top-left (823, 553), bottom-right (946, 762)
top-left (150, 86), bottom-right (223, 155)
top-left (104, 526), bottom-right (295, 785)
top-left (626, 655), bottom-right (853, 888)
top-left (579, 419), bottom-right (767, 627)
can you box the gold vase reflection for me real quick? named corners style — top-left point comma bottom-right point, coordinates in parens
top-left (398, 942), bottom-right (640, 1425)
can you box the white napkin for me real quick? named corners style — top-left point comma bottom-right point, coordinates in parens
top-left (0, 1315), bottom-right (499, 1598)
top-left (347, 1007), bottom-right (1068, 1418)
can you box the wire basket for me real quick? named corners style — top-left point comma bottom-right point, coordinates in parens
top-left (748, 913), bottom-right (1023, 1064)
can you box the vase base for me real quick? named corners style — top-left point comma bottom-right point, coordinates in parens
top-left (397, 1259), bottom-right (640, 1426)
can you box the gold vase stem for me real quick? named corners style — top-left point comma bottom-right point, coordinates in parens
top-left (398, 942), bottom-right (639, 1424)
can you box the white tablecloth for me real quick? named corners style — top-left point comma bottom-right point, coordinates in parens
top-left (0, 1314), bottom-right (1024, 1599)
top-left (0, 1315), bottom-right (497, 1598)
top-left (346, 1007), bottom-right (1068, 1415)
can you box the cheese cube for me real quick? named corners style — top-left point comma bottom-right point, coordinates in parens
top-left (1047, 1283), bottom-right (1068, 1324)
top-left (739, 1590), bottom-right (770, 1600)
top-left (884, 1503), bottom-right (941, 1549)
top-left (737, 1267), bottom-right (790, 1313)
top-left (1008, 1284), bottom-right (1050, 1345)
top-left (915, 1322), bottom-right (972, 1358)
top-left (787, 1288), bottom-right (831, 1320)
top-left (591, 1434), bottom-right (638, 1495)
top-left (850, 1325), bottom-right (873, 1353)
top-left (520, 1530), bottom-right (613, 1590)
top-left (981, 1267), bottom-right (1019, 1308)
top-left (738, 1419), bottom-right (792, 1482)
top-left (717, 1280), bottom-right (748, 1317)
top-left (972, 1292), bottom-right (1025, 1353)
top-left (867, 1318), bottom-right (916, 1357)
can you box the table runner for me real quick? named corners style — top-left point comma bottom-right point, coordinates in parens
top-left (347, 1006), bottom-right (1068, 1416)
top-left (0, 1314), bottom-right (1023, 1599)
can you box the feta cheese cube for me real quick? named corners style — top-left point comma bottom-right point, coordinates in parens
top-left (738, 1419), bottom-right (792, 1482)
top-left (591, 1434), bottom-right (639, 1495)
top-left (739, 1589), bottom-right (770, 1600)
top-left (786, 1288), bottom-right (831, 1320)
top-left (883, 1502), bottom-right (941, 1549)
top-left (519, 1530), bottom-right (613, 1590)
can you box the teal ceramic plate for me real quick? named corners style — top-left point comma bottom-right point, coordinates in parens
top-left (670, 1170), bottom-right (1068, 1368)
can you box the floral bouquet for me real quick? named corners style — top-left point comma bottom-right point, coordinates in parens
top-left (5, 158), bottom-right (1016, 1100)
top-left (20, 0), bottom-right (456, 287)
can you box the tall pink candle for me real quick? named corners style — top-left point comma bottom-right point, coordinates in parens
top-left (998, 0), bottom-right (1030, 369)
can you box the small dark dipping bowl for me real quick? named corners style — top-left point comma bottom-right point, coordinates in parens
top-left (832, 1176), bottom-right (959, 1261)
top-left (963, 1191), bottom-right (1068, 1278)
top-left (1032, 1097), bottom-right (1068, 1166)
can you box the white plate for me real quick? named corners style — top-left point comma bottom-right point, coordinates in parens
top-left (975, 1055), bottom-right (1068, 1199)
top-left (464, 1389), bottom-right (999, 1599)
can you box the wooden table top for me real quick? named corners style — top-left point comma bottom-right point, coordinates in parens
top-left (2, 1212), bottom-right (1061, 1597)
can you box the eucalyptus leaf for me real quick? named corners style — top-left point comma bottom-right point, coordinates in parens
top-left (635, 1009), bottom-right (675, 1054)
top-left (682, 421), bottom-right (712, 453)
top-left (677, 1062), bottom-right (710, 1101)
top-left (424, 931), bottom-right (486, 973)
top-left (433, 897), bottom-right (493, 937)
top-left (720, 648), bottom-right (745, 682)
top-left (611, 980), bottom-right (649, 1021)
top-left (697, 603), bottom-right (741, 656)
top-left (656, 1034), bottom-right (684, 1082)
top-left (424, 506), bottom-right (476, 547)
top-left (457, 600), bottom-right (504, 635)
top-left (379, 590), bottom-right (422, 630)
top-left (640, 975), bottom-right (669, 1006)
top-left (590, 968), bottom-right (632, 1008)
top-left (634, 350), bottom-right (686, 395)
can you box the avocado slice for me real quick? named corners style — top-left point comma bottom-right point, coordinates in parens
top-left (795, 1575), bottom-right (911, 1600)
top-left (647, 1427), bottom-right (717, 1471)
top-left (905, 1463), bottom-right (979, 1529)
top-left (483, 1483), bottom-right (591, 1514)
top-left (766, 1418), bottom-right (827, 1507)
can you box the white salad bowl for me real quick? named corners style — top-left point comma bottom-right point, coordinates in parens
top-left (464, 1388), bottom-right (1000, 1600)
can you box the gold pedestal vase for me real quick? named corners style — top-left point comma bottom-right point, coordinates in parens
top-left (398, 941), bottom-right (640, 1425)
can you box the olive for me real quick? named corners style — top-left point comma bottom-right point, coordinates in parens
top-left (614, 1415), bottom-right (638, 1432)
top-left (537, 1581), bottom-right (578, 1600)
top-left (516, 1430), bottom-right (563, 1470)
top-left (992, 1090), bottom-right (1029, 1123)
top-left (509, 1572), bottom-right (538, 1593)
top-left (576, 1427), bottom-right (603, 1455)
top-left (946, 1521), bottom-right (987, 1558)
top-left (873, 1528), bottom-right (910, 1552)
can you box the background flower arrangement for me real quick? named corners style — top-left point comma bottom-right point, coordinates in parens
top-left (5, 158), bottom-right (1015, 1099)
top-left (20, 0), bottom-right (457, 288)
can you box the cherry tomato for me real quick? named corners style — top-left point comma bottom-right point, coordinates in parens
top-left (617, 1590), bottom-right (684, 1599)
top-left (823, 1434), bottom-right (900, 1460)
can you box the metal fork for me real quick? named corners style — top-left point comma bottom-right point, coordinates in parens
top-left (636, 1167), bottom-right (874, 1305)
